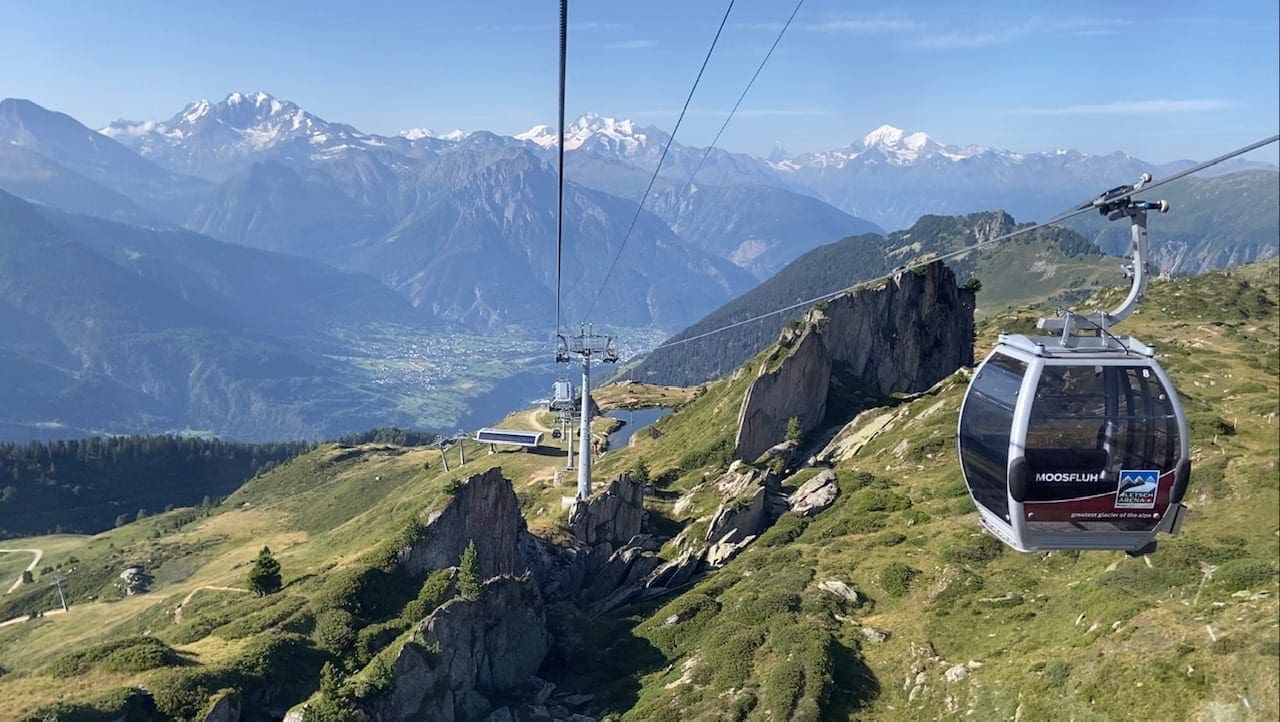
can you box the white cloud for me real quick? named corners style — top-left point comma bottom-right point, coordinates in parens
top-left (911, 32), bottom-right (1006, 49)
top-left (1010, 99), bottom-right (1239, 116)
top-left (604, 39), bottom-right (658, 50)
top-left (739, 17), bottom-right (916, 33)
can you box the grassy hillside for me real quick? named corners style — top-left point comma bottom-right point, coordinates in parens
top-left (0, 261), bottom-right (1274, 721)
top-left (584, 259), bottom-right (1280, 720)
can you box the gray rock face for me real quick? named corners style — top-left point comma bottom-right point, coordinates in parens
top-left (735, 320), bottom-right (832, 464)
top-left (787, 470), bottom-right (839, 517)
top-left (568, 475), bottom-right (646, 547)
top-left (398, 467), bottom-right (529, 578)
top-left (735, 262), bottom-right (974, 462)
top-left (373, 575), bottom-right (549, 721)
top-left (201, 691), bottom-right (241, 722)
top-left (706, 484), bottom-right (768, 546)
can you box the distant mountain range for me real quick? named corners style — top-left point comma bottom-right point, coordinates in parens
top-left (0, 90), bottom-right (1274, 440)
top-left (3, 92), bottom-right (1274, 326)
top-left (630, 211), bottom-right (1119, 387)
top-left (0, 188), bottom-right (439, 441)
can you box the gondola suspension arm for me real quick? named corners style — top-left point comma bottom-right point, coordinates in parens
top-left (1038, 173), bottom-right (1169, 343)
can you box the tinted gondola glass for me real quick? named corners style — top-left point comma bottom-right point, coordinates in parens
top-left (1023, 364), bottom-right (1181, 533)
top-left (958, 353), bottom-right (1025, 521)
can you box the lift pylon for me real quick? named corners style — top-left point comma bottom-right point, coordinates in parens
top-left (556, 324), bottom-right (619, 499)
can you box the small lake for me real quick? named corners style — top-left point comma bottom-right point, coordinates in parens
top-left (605, 407), bottom-right (673, 451)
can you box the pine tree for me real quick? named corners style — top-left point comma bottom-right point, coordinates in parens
top-left (785, 416), bottom-right (803, 443)
top-left (458, 540), bottom-right (481, 602)
top-left (248, 546), bottom-right (282, 596)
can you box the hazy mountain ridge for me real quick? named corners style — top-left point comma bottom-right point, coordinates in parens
top-left (629, 211), bottom-right (1114, 387)
top-left (0, 189), bottom-right (439, 441)
top-left (1066, 169), bottom-right (1280, 274)
top-left (92, 95), bottom-right (773, 331)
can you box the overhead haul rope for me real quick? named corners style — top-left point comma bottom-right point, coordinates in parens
top-left (650, 134), bottom-right (1280, 351)
top-left (581, 0), bottom-right (737, 322)
top-left (554, 0), bottom-right (568, 335)
top-left (674, 0), bottom-right (806, 200)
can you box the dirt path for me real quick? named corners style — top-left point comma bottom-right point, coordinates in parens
top-left (0, 607), bottom-right (65, 628)
top-left (522, 409), bottom-right (553, 433)
top-left (174, 585), bottom-right (248, 624)
top-left (0, 548), bottom-right (43, 594)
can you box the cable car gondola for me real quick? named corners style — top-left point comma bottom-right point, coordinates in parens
top-left (957, 175), bottom-right (1191, 553)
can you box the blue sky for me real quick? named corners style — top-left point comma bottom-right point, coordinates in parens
top-left (2, 0), bottom-right (1277, 163)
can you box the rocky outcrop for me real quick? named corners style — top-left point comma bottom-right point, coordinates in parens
top-left (788, 470), bottom-right (839, 517)
top-left (735, 262), bottom-right (974, 462)
top-left (735, 320), bottom-right (832, 463)
top-left (568, 475), bottom-right (646, 548)
top-left (201, 691), bottom-right (242, 722)
top-left (371, 575), bottom-right (549, 721)
top-left (397, 467), bottom-right (529, 578)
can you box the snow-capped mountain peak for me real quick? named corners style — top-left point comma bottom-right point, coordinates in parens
top-left (777, 124), bottom-right (988, 170)
top-left (515, 124), bottom-right (556, 148)
top-left (858, 124), bottom-right (944, 162)
top-left (400, 128), bottom-right (468, 142)
top-left (861, 124), bottom-right (907, 148)
top-left (516, 113), bottom-right (656, 154)
top-left (97, 91), bottom-right (385, 179)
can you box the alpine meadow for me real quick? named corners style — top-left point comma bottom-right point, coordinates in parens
top-left (0, 1), bottom-right (1276, 721)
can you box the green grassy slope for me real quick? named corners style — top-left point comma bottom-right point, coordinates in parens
top-left (575, 260), bottom-right (1280, 721)
top-left (0, 261), bottom-right (1274, 721)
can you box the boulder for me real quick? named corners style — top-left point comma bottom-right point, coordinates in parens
top-left (705, 534), bottom-right (756, 569)
top-left (485, 708), bottom-right (518, 722)
top-left (580, 544), bottom-right (664, 604)
top-left (705, 485), bottom-right (769, 545)
top-left (859, 626), bottom-right (890, 643)
top-left (645, 547), bottom-right (704, 591)
top-left (818, 579), bottom-right (862, 606)
top-left (788, 470), bottom-right (839, 516)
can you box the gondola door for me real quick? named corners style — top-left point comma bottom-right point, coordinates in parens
top-left (1013, 359), bottom-right (1189, 550)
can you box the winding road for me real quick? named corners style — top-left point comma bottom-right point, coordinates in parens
top-left (0, 548), bottom-right (43, 594)
top-left (174, 585), bottom-right (248, 624)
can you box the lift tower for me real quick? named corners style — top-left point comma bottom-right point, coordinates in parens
top-left (557, 325), bottom-right (619, 499)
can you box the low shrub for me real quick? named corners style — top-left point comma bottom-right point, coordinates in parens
top-left (214, 595), bottom-right (307, 640)
top-left (756, 513), bottom-right (809, 547)
top-left (48, 636), bottom-right (183, 678)
top-left (1041, 659), bottom-right (1071, 687)
top-left (33, 687), bottom-right (162, 722)
top-left (940, 534), bottom-right (1004, 564)
top-left (150, 667), bottom-right (232, 720)
top-left (850, 488), bottom-right (911, 514)
top-left (879, 562), bottom-right (918, 598)
top-left (402, 568), bottom-right (456, 622)
top-left (313, 608), bottom-right (358, 656)
top-left (1213, 558), bottom-right (1278, 591)
top-left (356, 620), bottom-right (408, 666)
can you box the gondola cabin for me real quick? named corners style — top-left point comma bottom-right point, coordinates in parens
top-left (958, 333), bottom-right (1190, 552)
